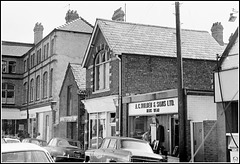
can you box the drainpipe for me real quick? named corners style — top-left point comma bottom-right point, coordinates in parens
top-left (116, 54), bottom-right (122, 136)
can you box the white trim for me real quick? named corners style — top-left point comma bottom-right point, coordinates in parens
top-left (82, 95), bottom-right (118, 113)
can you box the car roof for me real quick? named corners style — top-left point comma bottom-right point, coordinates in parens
top-left (51, 137), bottom-right (79, 142)
top-left (23, 138), bottom-right (46, 142)
top-left (104, 136), bottom-right (147, 142)
top-left (2, 143), bottom-right (49, 153)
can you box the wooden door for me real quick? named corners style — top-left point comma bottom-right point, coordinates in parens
top-left (193, 122), bottom-right (204, 161)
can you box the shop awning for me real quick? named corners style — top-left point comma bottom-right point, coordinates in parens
top-left (2, 108), bottom-right (24, 119)
top-left (82, 95), bottom-right (118, 113)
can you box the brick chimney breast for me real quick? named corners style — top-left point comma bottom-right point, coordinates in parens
top-left (112, 7), bottom-right (125, 21)
top-left (65, 9), bottom-right (79, 23)
top-left (211, 22), bottom-right (224, 46)
top-left (33, 22), bottom-right (44, 44)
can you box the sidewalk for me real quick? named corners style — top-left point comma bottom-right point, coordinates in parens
top-left (167, 156), bottom-right (179, 162)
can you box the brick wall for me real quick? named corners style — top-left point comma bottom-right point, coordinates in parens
top-left (121, 54), bottom-right (216, 96)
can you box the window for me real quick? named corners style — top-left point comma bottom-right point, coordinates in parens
top-left (24, 60), bottom-right (27, 72)
top-left (37, 49), bottom-right (41, 64)
top-left (67, 86), bottom-right (73, 116)
top-left (46, 43), bottom-right (49, 58)
top-left (36, 76), bottom-right (40, 100)
top-left (9, 61), bottom-right (16, 73)
top-left (30, 79), bottom-right (34, 102)
top-left (49, 69), bottom-right (53, 97)
top-left (43, 45), bottom-right (46, 60)
top-left (50, 39), bottom-right (54, 55)
top-left (108, 139), bottom-right (117, 149)
top-left (31, 54), bottom-right (35, 68)
top-left (43, 72), bottom-right (48, 98)
top-left (94, 50), bottom-right (110, 91)
top-left (2, 60), bottom-right (7, 73)
top-left (2, 83), bottom-right (15, 104)
top-left (23, 82), bottom-right (28, 104)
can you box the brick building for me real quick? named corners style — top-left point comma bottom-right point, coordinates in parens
top-left (2, 10), bottom-right (93, 141)
top-left (81, 14), bottom-right (225, 161)
top-left (58, 63), bottom-right (86, 148)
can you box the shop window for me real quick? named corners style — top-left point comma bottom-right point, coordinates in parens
top-left (9, 61), bottom-right (16, 73)
top-left (94, 50), bottom-right (110, 91)
top-left (2, 60), bottom-right (7, 73)
top-left (2, 83), bottom-right (15, 104)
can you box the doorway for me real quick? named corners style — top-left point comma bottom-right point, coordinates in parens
top-left (192, 122), bottom-right (204, 162)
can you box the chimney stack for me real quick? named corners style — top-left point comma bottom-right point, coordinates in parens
top-left (33, 22), bottom-right (44, 44)
top-left (211, 22), bottom-right (224, 46)
top-left (65, 10), bottom-right (79, 23)
top-left (112, 7), bottom-right (125, 21)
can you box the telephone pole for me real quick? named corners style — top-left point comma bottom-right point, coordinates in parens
top-left (175, 1), bottom-right (187, 162)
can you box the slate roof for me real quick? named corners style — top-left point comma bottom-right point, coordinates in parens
top-left (2, 41), bottom-right (33, 57)
top-left (69, 63), bottom-right (86, 90)
top-left (56, 17), bottom-right (93, 33)
top-left (96, 19), bottom-right (224, 61)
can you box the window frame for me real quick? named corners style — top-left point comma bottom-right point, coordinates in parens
top-left (42, 72), bottom-right (48, 99)
top-left (94, 50), bottom-right (110, 92)
top-left (2, 83), bottom-right (15, 104)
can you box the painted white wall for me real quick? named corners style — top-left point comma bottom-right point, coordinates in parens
top-left (187, 95), bottom-right (217, 122)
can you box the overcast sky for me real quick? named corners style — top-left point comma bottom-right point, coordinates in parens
top-left (1, 1), bottom-right (239, 44)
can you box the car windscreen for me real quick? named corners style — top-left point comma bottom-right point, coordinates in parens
top-left (2, 150), bottom-right (51, 162)
top-left (120, 140), bottom-right (153, 153)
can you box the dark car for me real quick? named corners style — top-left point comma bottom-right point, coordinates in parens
top-left (43, 137), bottom-right (84, 162)
top-left (22, 138), bottom-right (47, 146)
top-left (84, 136), bottom-right (166, 162)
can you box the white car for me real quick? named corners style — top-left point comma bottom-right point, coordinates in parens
top-left (1, 143), bottom-right (55, 162)
top-left (3, 137), bottom-right (20, 143)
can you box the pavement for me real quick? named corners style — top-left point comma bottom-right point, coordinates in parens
top-left (167, 156), bottom-right (179, 162)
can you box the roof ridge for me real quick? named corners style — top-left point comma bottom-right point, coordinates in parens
top-left (97, 18), bottom-right (209, 33)
top-left (56, 17), bottom-right (82, 29)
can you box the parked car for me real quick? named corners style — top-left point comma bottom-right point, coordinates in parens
top-left (90, 136), bottom-right (103, 149)
top-left (84, 136), bottom-right (166, 162)
top-left (22, 138), bottom-right (47, 146)
top-left (2, 138), bottom-right (7, 144)
top-left (1, 143), bottom-right (54, 162)
top-left (43, 137), bottom-right (84, 162)
top-left (3, 137), bottom-right (21, 143)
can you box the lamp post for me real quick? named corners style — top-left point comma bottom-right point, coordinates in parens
top-left (113, 97), bottom-right (120, 136)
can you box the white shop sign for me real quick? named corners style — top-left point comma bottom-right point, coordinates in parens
top-left (129, 98), bottom-right (178, 116)
top-left (60, 116), bottom-right (78, 122)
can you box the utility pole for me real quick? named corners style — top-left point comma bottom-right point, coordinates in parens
top-left (175, 1), bottom-right (187, 162)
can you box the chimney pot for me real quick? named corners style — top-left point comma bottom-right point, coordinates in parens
top-left (211, 22), bottom-right (224, 46)
top-left (112, 7), bottom-right (125, 21)
top-left (33, 22), bottom-right (44, 44)
top-left (65, 9), bottom-right (79, 23)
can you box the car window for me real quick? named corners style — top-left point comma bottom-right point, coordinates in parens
top-left (121, 140), bottom-right (153, 153)
top-left (108, 139), bottom-right (117, 149)
top-left (101, 138), bottom-right (110, 149)
top-left (2, 150), bottom-right (51, 162)
top-left (48, 138), bottom-right (57, 146)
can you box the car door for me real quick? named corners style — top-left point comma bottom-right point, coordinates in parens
top-left (104, 138), bottom-right (118, 162)
top-left (92, 138), bottom-right (110, 162)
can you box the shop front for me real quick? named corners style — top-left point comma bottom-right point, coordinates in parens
top-left (82, 95), bottom-right (118, 149)
top-left (127, 94), bottom-right (179, 156)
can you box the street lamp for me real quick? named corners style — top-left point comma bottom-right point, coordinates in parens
top-left (113, 97), bottom-right (120, 136)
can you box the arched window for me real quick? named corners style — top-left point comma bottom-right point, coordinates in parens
top-left (36, 75), bottom-right (40, 100)
top-left (23, 82), bottom-right (28, 104)
top-left (2, 83), bottom-right (15, 104)
top-left (94, 50), bottom-right (110, 91)
top-left (43, 72), bottom-right (48, 98)
top-left (30, 79), bottom-right (34, 102)
top-left (49, 69), bottom-right (53, 97)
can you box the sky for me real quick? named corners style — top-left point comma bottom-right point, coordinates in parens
top-left (1, 1), bottom-right (239, 44)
